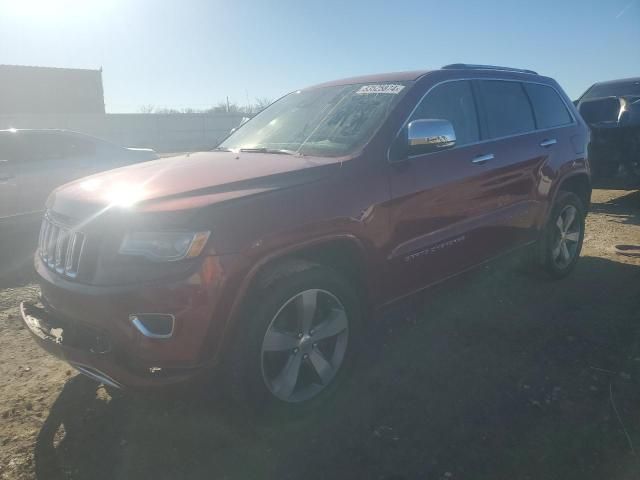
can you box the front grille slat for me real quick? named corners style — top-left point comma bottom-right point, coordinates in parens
top-left (65, 232), bottom-right (84, 278)
top-left (38, 213), bottom-right (85, 280)
top-left (38, 221), bottom-right (47, 261)
top-left (64, 233), bottom-right (77, 273)
top-left (39, 221), bottom-right (50, 263)
top-left (54, 229), bottom-right (68, 272)
top-left (47, 225), bottom-right (58, 266)
top-left (45, 222), bottom-right (53, 263)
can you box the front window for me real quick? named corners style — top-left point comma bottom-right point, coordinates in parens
top-left (219, 82), bottom-right (409, 157)
top-left (410, 81), bottom-right (479, 146)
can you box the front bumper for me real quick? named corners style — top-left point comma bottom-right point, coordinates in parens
top-left (20, 301), bottom-right (201, 389)
top-left (21, 253), bottom-right (243, 389)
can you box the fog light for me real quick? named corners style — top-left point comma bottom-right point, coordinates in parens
top-left (130, 314), bottom-right (175, 338)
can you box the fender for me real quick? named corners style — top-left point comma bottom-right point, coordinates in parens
top-left (212, 233), bottom-right (373, 360)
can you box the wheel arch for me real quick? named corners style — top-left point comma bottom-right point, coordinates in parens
top-left (543, 172), bottom-right (591, 226)
top-left (219, 234), bottom-right (373, 356)
top-left (555, 173), bottom-right (592, 211)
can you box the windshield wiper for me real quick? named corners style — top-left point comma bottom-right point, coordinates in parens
top-left (212, 147), bottom-right (232, 152)
top-left (239, 147), bottom-right (300, 156)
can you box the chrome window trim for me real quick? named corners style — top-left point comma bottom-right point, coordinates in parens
top-left (387, 77), bottom-right (577, 162)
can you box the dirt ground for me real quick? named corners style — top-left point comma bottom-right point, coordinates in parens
top-left (1, 184), bottom-right (639, 480)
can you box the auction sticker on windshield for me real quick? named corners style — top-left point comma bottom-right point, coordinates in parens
top-left (356, 84), bottom-right (405, 95)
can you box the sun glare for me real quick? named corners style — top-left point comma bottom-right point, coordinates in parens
top-left (3, 0), bottom-right (113, 18)
top-left (104, 183), bottom-right (146, 208)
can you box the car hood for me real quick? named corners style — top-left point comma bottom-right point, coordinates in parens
top-left (47, 151), bottom-right (344, 217)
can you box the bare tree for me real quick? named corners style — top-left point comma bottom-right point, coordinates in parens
top-left (153, 107), bottom-right (182, 114)
top-left (207, 101), bottom-right (245, 114)
top-left (254, 97), bottom-right (272, 112)
top-left (138, 97), bottom-right (272, 115)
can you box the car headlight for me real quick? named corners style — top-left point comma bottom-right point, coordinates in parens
top-left (119, 231), bottom-right (210, 262)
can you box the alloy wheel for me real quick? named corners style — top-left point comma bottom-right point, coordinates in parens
top-left (551, 204), bottom-right (581, 269)
top-left (260, 289), bottom-right (349, 403)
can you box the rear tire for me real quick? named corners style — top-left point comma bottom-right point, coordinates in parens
top-left (533, 191), bottom-right (586, 279)
top-left (225, 260), bottom-right (362, 417)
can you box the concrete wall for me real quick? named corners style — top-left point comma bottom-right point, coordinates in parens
top-left (0, 113), bottom-right (246, 153)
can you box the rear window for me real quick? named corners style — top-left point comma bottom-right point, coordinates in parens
top-left (524, 84), bottom-right (572, 129)
top-left (478, 80), bottom-right (535, 138)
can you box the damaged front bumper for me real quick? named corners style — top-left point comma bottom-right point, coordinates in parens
top-left (19, 301), bottom-right (201, 389)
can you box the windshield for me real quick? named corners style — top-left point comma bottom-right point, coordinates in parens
top-left (218, 82), bottom-right (409, 157)
top-left (582, 79), bottom-right (640, 100)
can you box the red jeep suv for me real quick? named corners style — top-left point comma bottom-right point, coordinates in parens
top-left (21, 64), bottom-right (590, 408)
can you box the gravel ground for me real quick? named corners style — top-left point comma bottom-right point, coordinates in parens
top-left (0, 184), bottom-right (639, 480)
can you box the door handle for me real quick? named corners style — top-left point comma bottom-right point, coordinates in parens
top-left (539, 138), bottom-right (557, 148)
top-left (0, 175), bottom-right (15, 182)
top-left (471, 153), bottom-right (494, 165)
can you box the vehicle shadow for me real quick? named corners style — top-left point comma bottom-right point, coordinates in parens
top-left (34, 374), bottom-right (257, 480)
top-left (589, 189), bottom-right (640, 226)
top-left (592, 176), bottom-right (640, 191)
top-left (34, 255), bottom-right (640, 480)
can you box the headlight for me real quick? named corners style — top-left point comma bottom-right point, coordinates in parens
top-left (119, 231), bottom-right (210, 262)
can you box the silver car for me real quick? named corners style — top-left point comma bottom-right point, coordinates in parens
top-left (0, 129), bottom-right (158, 228)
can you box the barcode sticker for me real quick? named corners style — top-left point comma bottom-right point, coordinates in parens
top-left (356, 84), bottom-right (405, 95)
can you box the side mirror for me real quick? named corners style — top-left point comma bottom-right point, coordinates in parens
top-left (407, 119), bottom-right (456, 156)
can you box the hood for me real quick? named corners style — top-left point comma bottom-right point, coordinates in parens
top-left (47, 151), bottom-right (343, 216)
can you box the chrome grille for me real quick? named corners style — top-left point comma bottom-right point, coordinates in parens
top-left (38, 215), bottom-right (85, 278)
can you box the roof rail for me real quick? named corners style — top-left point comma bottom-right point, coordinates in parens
top-left (442, 63), bottom-right (538, 75)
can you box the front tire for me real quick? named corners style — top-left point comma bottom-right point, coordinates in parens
top-left (226, 260), bottom-right (361, 414)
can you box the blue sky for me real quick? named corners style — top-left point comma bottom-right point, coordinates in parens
top-left (0, 0), bottom-right (638, 112)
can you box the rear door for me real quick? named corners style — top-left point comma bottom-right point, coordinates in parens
top-left (472, 79), bottom-right (546, 246)
top-left (522, 82), bottom-right (578, 198)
